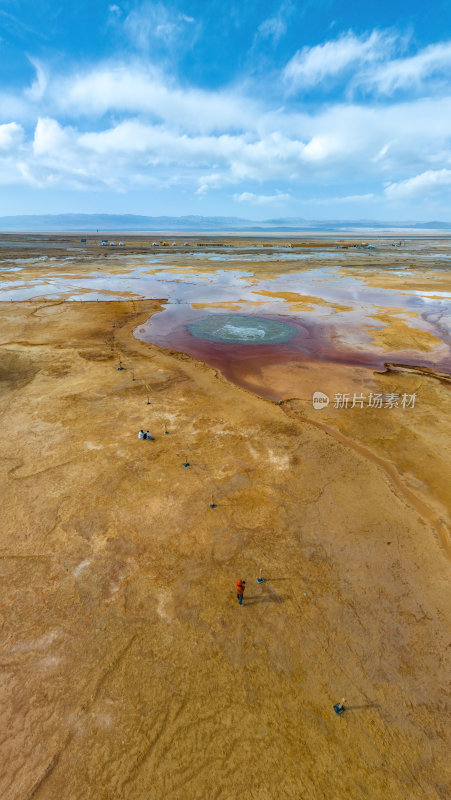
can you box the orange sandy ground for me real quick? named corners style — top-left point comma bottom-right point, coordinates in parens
top-left (0, 298), bottom-right (450, 800)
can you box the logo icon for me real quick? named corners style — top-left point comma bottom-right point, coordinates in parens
top-left (313, 391), bottom-right (330, 410)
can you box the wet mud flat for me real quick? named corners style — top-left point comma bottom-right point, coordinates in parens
top-left (131, 249), bottom-right (450, 401)
top-left (0, 237), bottom-right (450, 799)
top-left (135, 303), bottom-right (450, 400)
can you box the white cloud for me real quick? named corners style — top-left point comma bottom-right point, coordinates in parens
top-left (6, 89), bottom-right (451, 197)
top-left (196, 173), bottom-right (227, 195)
top-left (33, 118), bottom-right (71, 156)
top-left (257, 3), bottom-right (291, 45)
top-left (254, 2), bottom-right (300, 46)
top-left (308, 193), bottom-right (376, 204)
top-left (79, 121), bottom-right (247, 166)
top-left (385, 169), bottom-right (451, 199)
top-left (16, 161), bottom-right (43, 187)
top-left (258, 15), bottom-right (286, 42)
top-left (283, 29), bottom-right (451, 99)
top-left (234, 191), bottom-right (292, 205)
top-left (302, 135), bottom-right (342, 162)
top-left (357, 40), bottom-right (451, 95)
top-left (337, 192), bottom-right (375, 202)
top-left (25, 59), bottom-right (48, 101)
top-left (52, 64), bottom-right (258, 136)
top-left (1, 38), bottom-right (450, 211)
top-left (283, 30), bottom-right (395, 91)
top-left (122, 1), bottom-right (195, 51)
top-left (0, 122), bottom-right (23, 149)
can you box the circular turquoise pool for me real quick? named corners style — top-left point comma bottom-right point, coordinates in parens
top-left (187, 314), bottom-right (298, 344)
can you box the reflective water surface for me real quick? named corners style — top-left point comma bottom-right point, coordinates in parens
top-left (1, 243), bottom-right (450, 382)
top-left (188, 314), bottom-right (298, 344)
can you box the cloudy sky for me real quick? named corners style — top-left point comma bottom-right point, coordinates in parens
top-left (1, 0), bottom-right (451, 219)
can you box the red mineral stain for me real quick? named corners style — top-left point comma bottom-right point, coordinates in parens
top-left (134, 305), bottom-right (451, 400)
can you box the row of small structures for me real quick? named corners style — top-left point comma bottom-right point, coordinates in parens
top-left (80, 238), bottom-right (378, 248)
top-left (93, 240), bottom-right (228, 247)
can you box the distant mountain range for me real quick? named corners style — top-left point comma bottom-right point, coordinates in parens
top-left (0, 214), bottom-right (451, 232)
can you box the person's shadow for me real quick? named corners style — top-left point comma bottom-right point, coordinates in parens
top-left (244, 594), bottom-right (285, 605)
top-left (344, 703), bottom-right (379, 711)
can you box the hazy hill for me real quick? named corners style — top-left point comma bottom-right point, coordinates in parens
top-left (0, 214), bottom-right (450, 232)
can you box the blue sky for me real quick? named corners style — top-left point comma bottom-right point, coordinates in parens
top-left (1, 0), bottom-right (451, 219)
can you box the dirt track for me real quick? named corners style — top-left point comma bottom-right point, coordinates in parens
top-left (0, 297), bottom-right (450, 799)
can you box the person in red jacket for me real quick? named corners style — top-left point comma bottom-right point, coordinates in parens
top-left (235, 579), bottom-right (246, 605)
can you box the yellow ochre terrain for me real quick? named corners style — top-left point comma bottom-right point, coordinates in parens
top-left (0, 237), bottom-right (450, 800)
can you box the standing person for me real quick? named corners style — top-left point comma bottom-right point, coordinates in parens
top-left (235, 579), bottom-right (246, 605)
